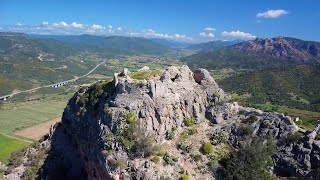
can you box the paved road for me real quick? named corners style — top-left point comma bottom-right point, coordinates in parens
top-left (0, 60), bottom-right (106, 99)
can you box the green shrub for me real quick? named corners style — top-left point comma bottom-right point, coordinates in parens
top-left (285, 131), bottom-right (305, 144)
top-left (192, 154), bottom-right (202, 162)
top-left (123, 112), bottom-right (136, 124)
top-left (184, 117), bottom-right (195, 126)
top-left (220, 138), bottom-right (276, 180)
top-left (108, 158), bottom-right (127, 170)
top-left (213, 91), bottom-right (220, 97)
top-left (163, 152), bottom-right (176, 166)
top-left (151, 156), bottom-right (160, 164)
top-left (181, 175), bottom-right (190, 180)
top-left (158, 149), bottom-right (166, 157)
top-left (243, 114), bottom-right (258, 124)
top-left (316, 133), bottom-right (320, 140)
top-left (211, 133), bottom-right (227, 145)
top-left (189, 128), bottom-right (198, 135)
top-left (165, 130), bottom-right (175, 140)
top-left (201, 142), bottom-right (214, 155)
top-left (118, 119), bottom-right (157, 158)
top-left (177, 143), bottom-right (193, 154)
top-left (239, 124), bottom-right (254, 136)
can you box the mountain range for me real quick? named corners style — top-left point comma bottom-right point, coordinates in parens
top-left (183, 36), bottom-right (320, 70)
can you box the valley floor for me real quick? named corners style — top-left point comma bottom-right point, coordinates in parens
top-left (0, 100), bottom-right (67, 163)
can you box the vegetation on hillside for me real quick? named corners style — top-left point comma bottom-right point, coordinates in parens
top-left (182, 48), bottom-right (298, 70)
top-left (219, 64), bottom-right (320, 112)
top-left (219, 138), bottom-right (276, 180)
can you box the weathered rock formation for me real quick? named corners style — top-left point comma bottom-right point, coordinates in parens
top-left (3, 66), bottom-right (320, 180)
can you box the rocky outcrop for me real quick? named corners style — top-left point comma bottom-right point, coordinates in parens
top-left (233, 36), bottom-right (320, 62)
top-left (3, 66), bottom-right (320, 180)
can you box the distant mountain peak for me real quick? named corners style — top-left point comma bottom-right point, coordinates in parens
top-left (233, 36), bottom-right (320, 62)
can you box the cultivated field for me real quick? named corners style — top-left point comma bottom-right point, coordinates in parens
top-left (0, 101), bottom-right (67, 162)
top-left (0, 134), bottom-right (30, 163)
top-left (0, 101), bottom-right (66, 134)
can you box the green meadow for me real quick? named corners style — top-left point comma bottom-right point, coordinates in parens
top-left (0, 134), bottom-right (30, 163)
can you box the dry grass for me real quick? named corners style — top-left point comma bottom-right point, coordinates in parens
top-left (14, 117), bottom-right (61, 140)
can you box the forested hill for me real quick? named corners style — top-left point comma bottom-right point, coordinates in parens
top-left (218, 63), bottom-right (320, 112)
top-left (32, 34), bottom-right (170, 55)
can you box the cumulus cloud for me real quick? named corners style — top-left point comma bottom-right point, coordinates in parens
top-left (1, 21), bottom-right (194, 42)
top-left (71, 22), bottom-right (83, 28)
top-left (52, 21), bottom-right (69, 27)
top-left (199, 27), bottom-right (216, 38)
top-left (139, 29), bottom-right (193, 42)
top-left (91, 24), bottom-right (103, 30)
top-left (257, 9), bottom-right (288, 18)
top-left (41, 22), bottom-right (49, 26)
top-left (204, 27), bottom-right (216, 31)
top-left (221, 30), bottom-right (256, 39)
top-left (199, 32), bottom-right (215, 38)
top-left (59, 21), bottom-right (68, 27)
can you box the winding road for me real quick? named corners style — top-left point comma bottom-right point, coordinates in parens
top-left (0, 60), bottom-right (106, 100)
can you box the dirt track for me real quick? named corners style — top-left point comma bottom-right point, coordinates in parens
top-left (14, 118), bottom-right (61, 140)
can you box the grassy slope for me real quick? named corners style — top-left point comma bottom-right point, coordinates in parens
top-left (0, 134), bottom-right (30, 163)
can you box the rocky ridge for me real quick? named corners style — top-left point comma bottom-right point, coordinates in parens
top-left (3, 65), bottom-right (320, 180)
top-left (233, 36), bottom-right (320, 62)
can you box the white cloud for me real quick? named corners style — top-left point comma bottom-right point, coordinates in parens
top-left (91, 24), bottom-right (103, 30)
top-left (1, 21), bottom-right (195, 42)
top-left (140, 29), bottom-right (193, 42)
top-left (16, 22), bottom-right (23, 26)
top-left (257, 9), bottom-right (288, 18)
top-left (52, 21), bottom-right (69, 27)
top-left (71, 22), bottom-right (83, 28)
top-left (199, 32), bottom-right (215, 38)
top-left (59, 21), bottom-right (68, 27)
top-left (41, 22), bottom-right (49, 26)
top-left (204, 27), bottom-right (216, 31)
top-left (221, 30), bottom-right (256, 39)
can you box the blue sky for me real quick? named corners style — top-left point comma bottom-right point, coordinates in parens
top-left (0, 0), bottom-right (319, 42)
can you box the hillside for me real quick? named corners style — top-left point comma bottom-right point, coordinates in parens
top-left (0, 33), bottom-right (98, 95)
top-left (33, 34), bottom-right (170, 55)
top-left (0, 32), bottom-right (175, 95)
top-left (182, 37), bottom-right (320, 70)
top-left (185, 40), bottom-right (241, 51)
top-left (218, 64), bottom-right (320, 112)
top-left (182, 48), bottom-right (297, 70)
top-left (3, 66), bottom-right (320, 179)
top-left (149, 38), bottom-right (191, 48)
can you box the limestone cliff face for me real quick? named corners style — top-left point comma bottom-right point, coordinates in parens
top-left (4, 66), bottom-right (320, 180)
top-left (57, 66), bottom-right (227, 179)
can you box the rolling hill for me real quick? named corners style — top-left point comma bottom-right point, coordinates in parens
top-left (32, 34), bottom-right (171, 55)
top-left (0, 32), bottom-right (175, 95)
top-left (185, 40), bottom-right (242, 51)
top-left (218, 63), bottom-right (320, 112)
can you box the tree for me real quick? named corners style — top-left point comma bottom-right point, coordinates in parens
top-left (220, 137), bottom-right (276, 180)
